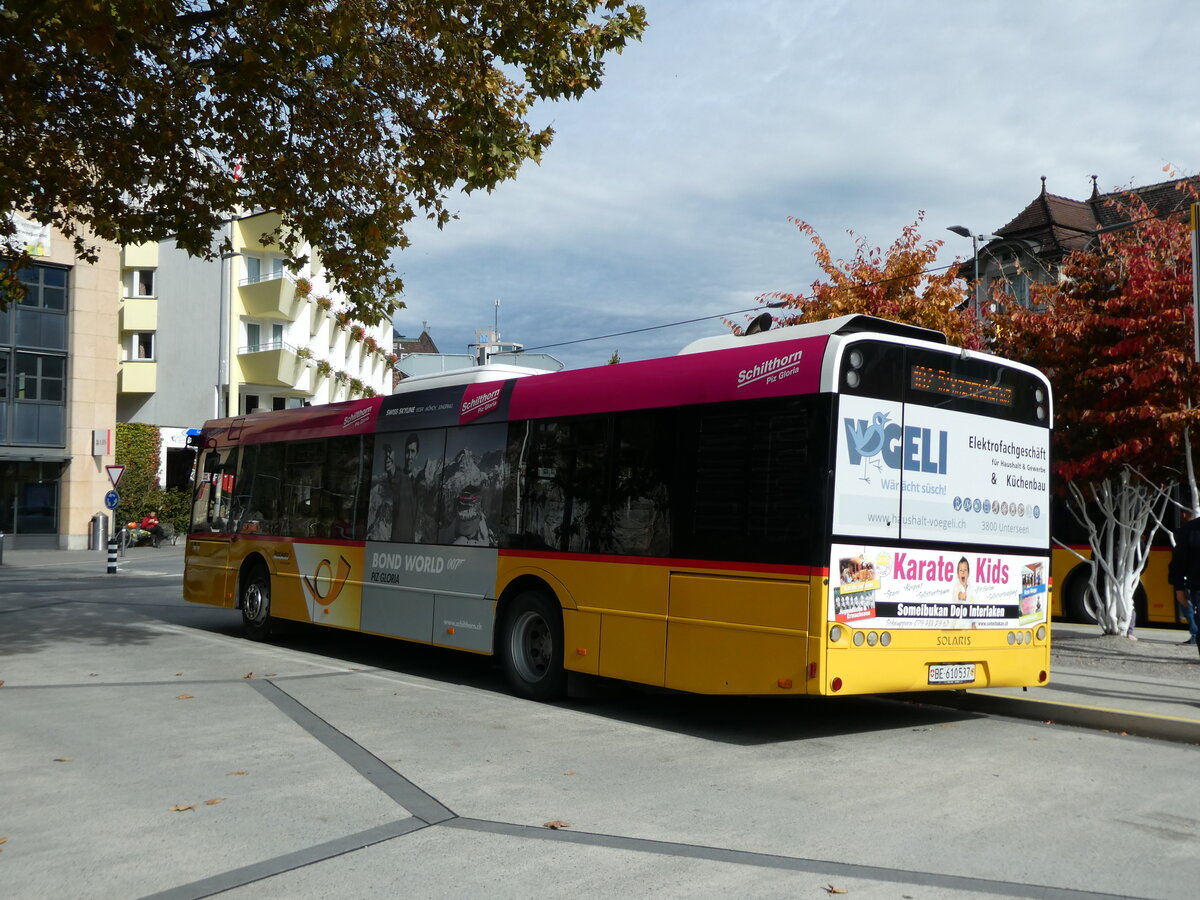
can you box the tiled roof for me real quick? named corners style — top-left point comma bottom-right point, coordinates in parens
top-left (988, 175), bottom-right (1199, 257)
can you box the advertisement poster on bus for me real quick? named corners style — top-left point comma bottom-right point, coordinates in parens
top-left (832, 394), bottom-right (1050, 549)
top-left (830, 542), bottom-right (1049, 629)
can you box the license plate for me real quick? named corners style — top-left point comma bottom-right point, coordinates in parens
top-left (928, 663), bottom-right (976, 685)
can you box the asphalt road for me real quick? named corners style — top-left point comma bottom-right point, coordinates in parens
top-left (2, 549), bottom-right (1198, 899)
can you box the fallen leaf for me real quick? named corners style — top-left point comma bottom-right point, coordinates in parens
top-left (564, 771), bottom-right (577, 776)
top-left (0, 837), bottom-right (8, 845)
top-left (177, 694), bottom-right (193, 700)
top-left (53, 757), bottom-right (72, 763)
top-left (263, 673), bottom-right (276, 677)
top-left (543, 820), bottom-right (571, 830)
top-left (0, 680), bottom-right (5, 687)
top-left (204, 798), bottom-right (224, 806)
top-left (243, 672), bottom-right (254, 679)
top-left (824, 885), bottom-right (848, 895)
top-left (169, 804), bottom-right (197, 812)
top-left (89, 674), bottom-right (98, 677)
top-left (227, 771), bottom-right (248, 777)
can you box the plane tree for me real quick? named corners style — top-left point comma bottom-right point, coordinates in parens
top-left (0, 0), bottom-right (646, 320)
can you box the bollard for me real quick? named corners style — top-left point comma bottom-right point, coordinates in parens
top-left (107, 537), bottom-right (117, 574)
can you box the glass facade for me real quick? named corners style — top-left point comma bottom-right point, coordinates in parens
top-left (1, 263), bottom-right (71, 541)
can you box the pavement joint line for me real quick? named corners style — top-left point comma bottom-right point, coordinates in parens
top-left (140, 817), bottom-right (430, 900)
top-left (247, 678), bottom-right (457, 825)
top-left (443, 818), bottom-right (1150, 900)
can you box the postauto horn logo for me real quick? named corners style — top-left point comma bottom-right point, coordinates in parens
top-left (843, 411), bottom-right (948, 474)
top-left (302, 555), bottom-right (352, 607)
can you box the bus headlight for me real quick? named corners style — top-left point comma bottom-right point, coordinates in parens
top-left (879, 631), bottom-right (891, 647)
top-left (866, 631), bottom-right (878, 646)
top-left (1007, 631), bottom-right (1016, 645)
top-left (1036, 625), bottom-right (1047, 641)
top-left (853, 631), bottom-right (865, 647)
top-left (830, 625), bottom-right (843, 643)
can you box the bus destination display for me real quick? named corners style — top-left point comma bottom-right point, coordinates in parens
top-left (911, 364), bottom-right (1013, 407)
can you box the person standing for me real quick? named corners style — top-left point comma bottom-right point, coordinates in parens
top-left (1167, 508), bottom-right (1200, 652)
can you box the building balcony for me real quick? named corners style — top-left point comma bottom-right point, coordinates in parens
top-left (233, 211), bottom-right (284, 254)
top-left (119, 298), bottom-right (157, 331)
top-left (118, 360), bottom-right (157, 394)
top-left (238, 272), bottom-right (300, 320)
top-left (236, 341), bottom-right (303, 388)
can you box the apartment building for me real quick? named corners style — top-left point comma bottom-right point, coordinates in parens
top-left (118, 210), bottom-right (397, 489)
top-left (2, 214), bottom-right (119, 549)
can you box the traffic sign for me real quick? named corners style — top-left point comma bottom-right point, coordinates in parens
top-left (106, 465), bottom-right (126, 488)
top-left (104, 490), bottom-right (120, 510)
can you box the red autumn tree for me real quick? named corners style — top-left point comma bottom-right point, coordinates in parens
top-left (737, 213), bottom-right (979, 348)
top-left (995, 181), bottom-right (1200, 633)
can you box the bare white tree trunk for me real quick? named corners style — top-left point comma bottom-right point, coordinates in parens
top-left (1064, 468), bottom-right (1173, 635)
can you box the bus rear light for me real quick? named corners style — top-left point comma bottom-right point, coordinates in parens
top-left (576, 647), bottom-right (588, 656)
top-left (808, 662), bottom-right (818, 679)
top-left (1038, 670), bottom-right (1048, 683)
top-left (830, 677), bottom-right (843, 692)
top-left (778, 678), bottom-right (793, 689)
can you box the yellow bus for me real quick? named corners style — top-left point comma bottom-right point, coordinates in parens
top-left (183, 314), bottom-right (1053, 699)
top-left (1051, 541), bottom-right (1177, 626)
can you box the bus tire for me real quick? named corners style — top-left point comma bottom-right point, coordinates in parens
top-left (1063, 566), bottom-right (1099, 625)
top-left (240, 563), bottom-right (274, 641)
top-left (500, 590), bottom-right (566, 701)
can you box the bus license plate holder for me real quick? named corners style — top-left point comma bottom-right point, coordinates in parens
top-left (928, 663), bottom-right (976, 685)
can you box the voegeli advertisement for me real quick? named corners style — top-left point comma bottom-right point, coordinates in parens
top-left (832, 394), bottom-right (1050, 549)
top-left (831, 543), bottom-right (1049, 629)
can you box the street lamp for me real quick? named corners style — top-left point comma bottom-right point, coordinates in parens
top-left (947, 226), bottom-right (1002, 320)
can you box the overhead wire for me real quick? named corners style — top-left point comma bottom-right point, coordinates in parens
top-left (517, 199), bottom-right (1197, 355)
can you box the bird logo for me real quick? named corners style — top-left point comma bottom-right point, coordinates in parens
top-left (843, 411), bottom-right (892, 484)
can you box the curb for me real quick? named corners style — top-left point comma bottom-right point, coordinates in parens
top-left (910, 690), bottom-right (1200, 746)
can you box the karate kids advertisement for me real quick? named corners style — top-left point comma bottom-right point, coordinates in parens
top-left (831, 543), bottom-right (1049, 629)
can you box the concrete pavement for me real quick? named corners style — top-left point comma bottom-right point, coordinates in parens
top-left (2, 542), bottom-right (1198, 744)
top-left (3, 546), bottom-right (1199, 899)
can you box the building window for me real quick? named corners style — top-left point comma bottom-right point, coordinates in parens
top-left (245, 321), bottom-right (284, 352)
top-left (244, 394), bottom-right (260, 414)
top-left (14, 352), bottom-right (65, 401)
top-left (0, 354), bottom-right (7, 400)
top-left (242, 256), bottom-right (283, 285)
top-left (126, 268), bottom-right (156, 298)
top-left (17, 265), bottom-right (67, 311)
top-left (273, 397), bottom-right (287, 411)
top-left (125, 332), bottom-right (155, 360)
top-left (1001, 271), bottom-right (1031, 308)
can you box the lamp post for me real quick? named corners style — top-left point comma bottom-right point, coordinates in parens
top-left (947, 226), bottom-right (1001, 320)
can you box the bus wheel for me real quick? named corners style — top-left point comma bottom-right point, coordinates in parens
top-left (501, 591), bottom-right (566, 701)
top-left (240, 564), bottom-right (274, 641)
top-left (1064, 567), bottom-right (1099, 625)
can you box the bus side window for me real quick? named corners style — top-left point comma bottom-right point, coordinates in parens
top-left (610, 411), bottom-right (672, 556)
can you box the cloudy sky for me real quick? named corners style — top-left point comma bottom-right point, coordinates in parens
top-left (390, 0), bottom-right (1199, 370)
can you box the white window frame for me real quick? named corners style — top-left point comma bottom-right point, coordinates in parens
top-left (126, 268), bottom-right (156, 298)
